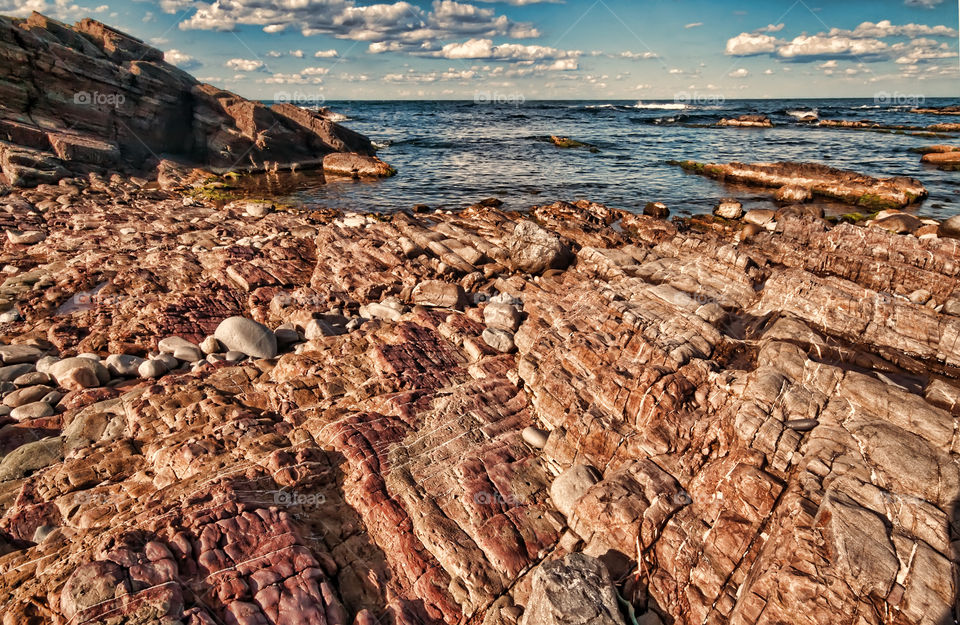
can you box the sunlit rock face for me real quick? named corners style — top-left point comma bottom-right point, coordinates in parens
top-left (0, 188), bottom-right (958, 625)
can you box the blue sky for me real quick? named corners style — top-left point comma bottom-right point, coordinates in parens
top-left (4, 0), bottom-right (959, 99)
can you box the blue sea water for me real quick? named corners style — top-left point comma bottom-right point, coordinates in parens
top-left (261, 98), bottom-right (960, 218)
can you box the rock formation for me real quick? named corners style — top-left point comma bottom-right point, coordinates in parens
top-left (0, 12), bottom-right (390, 187)
top-left (675, 160), bottom-right (928, 209)
top-left (717, 114), bottom-right (772, 128)
top-left (0, 173), bottom-right (959, 625)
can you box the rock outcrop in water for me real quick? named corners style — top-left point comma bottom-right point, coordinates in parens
top-left (0, 12), bottom-right (389, 187)
top-left (675, 160), bottom-right (928, 209)
top-left (1, 173), bottom-right (959, 625)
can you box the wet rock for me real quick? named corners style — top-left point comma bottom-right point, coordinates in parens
top-left (714, 199), bottom-right (743, 219)
top-left (744, 208), bottom-right (776, 227)
top-left (871, 213), bottom-right (922, 234)
top-left (520, 553), bottom-right (625, 625)
top-left (718, 114), bottom-right (772, 128)
top-left (679, 160), bottom-right (927, 209)
top-left (775, 184), bottom-right (813, 203)
top-left (940, 215), bottom-right (960, 239)
top-left (214, 317), bottom-right (278, 359)
top-left (322, 153), bottom-right (395, 178)
top-left (643, 202), bottom-right (670, 218)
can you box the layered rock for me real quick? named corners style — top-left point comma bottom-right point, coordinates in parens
top-left (717, 115), bottom-right (772, 128)
top-left (0, 181), bottom-right (959, 625)
top-left (675, 160), bottom-right (928, 209)
top-left (0, 12), bottom-right (387, 187)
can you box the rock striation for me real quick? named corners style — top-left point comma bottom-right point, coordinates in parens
top-left (676, 160), bottom-right (928, 209)
top-left (0, 12), bottom-right (389, 187)
top-left (1, 177), bottom-right (960, 625)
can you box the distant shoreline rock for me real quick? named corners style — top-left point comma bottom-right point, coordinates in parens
top-left (0, 12), bottom-right (391, 187)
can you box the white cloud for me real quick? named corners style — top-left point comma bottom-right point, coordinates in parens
top-left (164, 49), bottom-right (201, 69)
top-left (225, 58), bottom-right (265, 72)
top-left (684, 22), bottom-right (703, 29)
top-left (728, 68), bottom-right (750, 78)
top-left (777, 35), bottom-right (889, 60)
top-left (314, 49), bottom-right (339, 58)
top-left (725, 33), bottom-right (778, 56)
top-left (182, 0), bottom-right (539, 54)
top-left (433, 38), bottom-right (580, 62)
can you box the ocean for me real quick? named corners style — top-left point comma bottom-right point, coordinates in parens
top-left (254, 98), bottom-right (960, 218)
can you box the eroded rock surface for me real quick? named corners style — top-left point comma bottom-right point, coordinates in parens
top-left (0, 186), bottom-right (958, 625)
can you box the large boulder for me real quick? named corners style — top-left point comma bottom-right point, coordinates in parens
top-left (506, 220), bottom-right (572, 274)
top-left (520, 553), bottom-right (626, 625)
top-left (214, 317), bottom-right (278, 359)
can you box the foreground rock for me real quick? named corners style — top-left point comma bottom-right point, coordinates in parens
top-left (675, 160), bottom-right (927, 209)
top-left (0, 13), bottom-right (384, 186)
top-left (521, 554), bottom-right (625, 625)
top-left (0, 189), bottom-right (958, 625)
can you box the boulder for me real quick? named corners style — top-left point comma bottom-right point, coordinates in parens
top-left (506, 220), bottom-right (572, 275)
top-left (714, 199), bottom-right (743, 220)
top-left (322, 153), bottom-right (395, 178)
top-left (643, 202), bottom-right (670, 218)
top-left (411, 280), bottom-right (467, 309)
top-left (550, 465), bottom-right (600, 519)
top-left (47, 357), bottom-right (109, 390)
top-left (214, 317), bottom-right (278, 359)
top-left (484, 303), bottom-right (522, 332)
top-left (520, 553), bottom-right (625, 625)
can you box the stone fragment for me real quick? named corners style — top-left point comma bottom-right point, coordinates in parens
top-left (520, 553), bottom-right (625, 625)
top-left (550, 465), bottom-right (600, 519)
top-left (714, 199), bottom-right (743, 219)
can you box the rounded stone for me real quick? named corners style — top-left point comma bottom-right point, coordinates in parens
top-left (550, 464), bottom-right (600, 519)
top-left (10, 400), bottom-right (54, 420)
top-left (522, 426), bottom-right (549, 449)
top-left (484, 303), bottom-right (522, 333)
top-left (3, 385), bottom-right (53, 407)
top-left (714, 199), bottom-right (743, 220)
top-left (643, 202), bottom-right (670, 218)
top-left (155, 353), bottom-right (179, 369)
top-left (13, 371), bottom-right (51, 387)
top-left (105, 354), bottom-right (145, 377)
top-left (138, 359), bottom-right (168, 379)
top-left (200, 336), bottom-right (221, 354)
top-left (224, 351), bottom-right (246, 362)
top-left (48, 357), bottom-right (109, 390)
top-left (482, 328), bottom-right (515, 353)
top-left (214, 317), bottom-right (278, 359)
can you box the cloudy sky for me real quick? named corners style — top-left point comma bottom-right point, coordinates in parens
top-left (4, 0), bottom-right (959, 99)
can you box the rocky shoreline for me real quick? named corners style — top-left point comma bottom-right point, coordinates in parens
top-left (1, 165), bottom-right (960, 624)
top-left (1, 11), bottom-right (959, 625)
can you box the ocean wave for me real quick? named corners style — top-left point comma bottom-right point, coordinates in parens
top-left (371, 140), bottom-right (391, 149)
top-left (324, 112), bottom-right (350, 122)
top-left (786, 108), bottom-right (818, 119)
top-left (631, 102), bottom-right (688, 110)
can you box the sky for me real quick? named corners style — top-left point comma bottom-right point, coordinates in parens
top-left (2, 0), bottom-right (959, 100)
